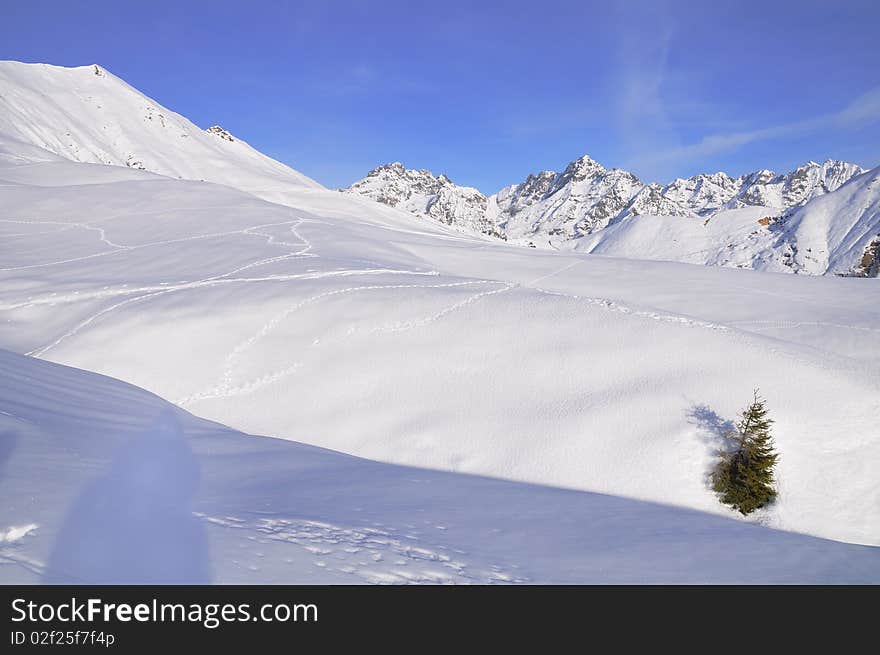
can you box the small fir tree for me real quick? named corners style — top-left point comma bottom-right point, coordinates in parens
top-left (712, 390), bottom-right (779, 515)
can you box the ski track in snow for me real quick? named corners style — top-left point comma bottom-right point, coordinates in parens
top-left (530, 287), bottom-right (729, 331)
top-left (726, 320), bottom-right (880, 334)
top-left (12, 211), bottom-right (516, 391)
top-left (525, 259), bottom-right (583, 285)
top-left (22, 218), bottom-right (443, 356)
top-left (1, 213), bottom-right (327, 270)
top-left (198, 514), bottom-right (526, 585)
top-left (177, 252), bottom-right (737, 406)
top-left (178, 279), bottom-right (513, 405)
top-left (13, 208), bottom-right (774, 380)
top-left (11, 207), bottom-right (874, 400)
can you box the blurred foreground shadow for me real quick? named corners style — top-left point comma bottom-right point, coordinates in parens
top-left (43, 409), bottom-right (210, 584)
top-left (0, 428), bottom-right (18, 478)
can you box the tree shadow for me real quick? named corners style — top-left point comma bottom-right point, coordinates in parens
top-left (42, 409), bottom-right (211, 584)
top-left (687, 404), bottom-right (737, 487)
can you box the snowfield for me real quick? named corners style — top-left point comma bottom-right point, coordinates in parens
top-left (0, 61), bottom-right (878, 583)
top-left (1, 349), bottom-right (878, 584)
top-left (2, 140), bottom-right (878, 547)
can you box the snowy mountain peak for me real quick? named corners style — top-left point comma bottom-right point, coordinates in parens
top-left (343, 162), bottom-right (498, 237)
top-left (542, 154), bottom-right (607, 196)
top-left (350, 161), bottom-right (456, 197)
top-left (0, 60), bottom-right (321, 201)
top-left (559, 154), bottom-right (606, 181)
top-left (368, 161), bottom-right (408, 176)
top-left (357, 161), bottom-right (459, 191)
top-left (739, 168), bottom-right (778, 186)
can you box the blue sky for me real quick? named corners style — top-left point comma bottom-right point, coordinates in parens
top-left (3, 0), bottom-right (879, 191)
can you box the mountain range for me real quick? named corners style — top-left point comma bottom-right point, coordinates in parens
top-left (344, 156), bottom-right (879, 276)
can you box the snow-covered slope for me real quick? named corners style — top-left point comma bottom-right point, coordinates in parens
top-left (572, 167), bottom-right (880, 276)
top-left (768, 167), bottom-right (880, 276)
top-left (1, 147), bottom-right (878, 548)
top-left (3, 348), bottom-right (878, 584)
top-left (0, 60), bottom-right (322, 203)
top-left (727, 160), bottom-right (864, 211)
top-left (344, 156), bottom-right (866, 271)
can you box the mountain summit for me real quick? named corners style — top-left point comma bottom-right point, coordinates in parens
top-left (344, 162), bottom-right (502, 237)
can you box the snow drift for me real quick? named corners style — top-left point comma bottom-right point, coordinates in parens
top-left (1, 348), bottom-right (878, 584)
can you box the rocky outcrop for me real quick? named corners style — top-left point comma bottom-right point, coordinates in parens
top-left (344, 163), bottom-right (500, 237)
top-left (206, 125), bottom-right (235, 142)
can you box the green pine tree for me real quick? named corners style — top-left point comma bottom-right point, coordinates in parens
top-left (712, 390), bottom-right (779, 515)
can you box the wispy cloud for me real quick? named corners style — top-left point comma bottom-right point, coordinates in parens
top-left (609, 3), bottom-right (880, 180)
top-left (613, 7), bottom-right (678, 162)
top-left (629, 85), bottom-right (880, 174)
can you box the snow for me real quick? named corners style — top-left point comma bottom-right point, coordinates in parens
top-left (570, 169), bottom-right (880, 276)
top-left (343, 162), bottom-right (496, 237)
top-left (1, 348), bottom-right (877, 584)
top-left (0, 61), bottom-right (878, 583)
top-left (344, 157), bottom-right (870, 270)
top-left (1, 149), bottom-right (878, 549)
top-left (779, 168), bottom-right (880, 275)
top-left (0, 61), bottom-right (321, 200)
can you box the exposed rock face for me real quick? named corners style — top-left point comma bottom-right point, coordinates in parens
top-left (206, 125), bottom-right (235, 142)
top-left (663, 172), bottom-right (740, 215)
top-left (625, 183), bottom-right (694, 218)
top-left (855, 237), bottom-right (880, 278)
top-left (494, 158), bottom-right (659, 242)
